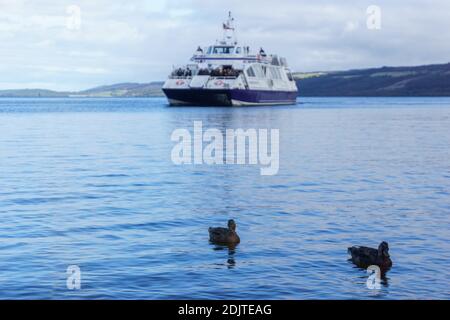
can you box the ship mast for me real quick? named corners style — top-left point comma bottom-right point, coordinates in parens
top-left (221, 11), bottom-right (237, 45)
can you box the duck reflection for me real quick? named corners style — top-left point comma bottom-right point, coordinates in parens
top-left (212, 244), bottom-right (238, 269)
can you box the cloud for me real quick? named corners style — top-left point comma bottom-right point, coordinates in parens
top-left (27, 65), bottom-right (109, 75)
top-left (0, 0), bottom-right (449, 90)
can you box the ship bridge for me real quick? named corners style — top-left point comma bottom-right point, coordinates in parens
top-left (192, 45), bottom-right (256, 65)
top-left (191, 12), bottom-right (257, 66)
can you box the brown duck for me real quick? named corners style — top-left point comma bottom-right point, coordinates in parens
top-left (209, 219), bottom-right (240, 245)
top-left (348, 241), bottom-right (392, 272)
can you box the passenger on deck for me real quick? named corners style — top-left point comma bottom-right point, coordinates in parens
top-left (195, 47), bottom-right (204, 59)
top-left (260, 48), bottom-right (267, 57)
top-left (211, 67), bottom-right (224, 77)
top-left (198, 69), bottom-right (210, 76)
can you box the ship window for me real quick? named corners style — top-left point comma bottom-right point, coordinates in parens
top-left (269, 67), bottom-right (275, 78)
top-left (273, 68), bottom-right (277, 79)
top-left (246, 67), bottom-right (256, 77)
top-left (235, 47), bottom-right (241, 54)
top-left (213, 46), bottom-right (233, 54)
top-left (253, 65), bottom-right (264, 78)
top-left (275, 68), bottom-right (282, 79)
top-left (268, 67), bottom-right (274, 79)
top-left (271, 56), bottom-right (280, 66)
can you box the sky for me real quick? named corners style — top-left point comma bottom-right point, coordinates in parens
top-left (0, 0), bottom-right (449, 91)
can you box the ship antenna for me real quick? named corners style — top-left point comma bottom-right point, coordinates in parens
top-left (222, 11), bottom-right (237, 45)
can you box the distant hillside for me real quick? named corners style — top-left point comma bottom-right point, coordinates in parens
top-left (0, 89), bottom-right (69, 97)
top-left (76, 82), bottom-right (164, 97)
top-left (0, 82), bottom-right (164, 98)
top-left (294, 63), bottom-right (450, 96)
top-left (1, 63), bottom-right (450, 97)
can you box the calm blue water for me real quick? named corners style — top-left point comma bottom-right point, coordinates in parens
top-left (0, 97), bottom-right (449, 299)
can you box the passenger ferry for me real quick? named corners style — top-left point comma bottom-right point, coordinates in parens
top-left (163, 13), bottom-right (298, 106)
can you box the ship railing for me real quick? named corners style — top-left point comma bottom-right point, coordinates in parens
top-left (168, 75), bottom-right (239, 80)
top-left (210, 76), bottom-right (238, 80)
top-left (169, 76), bottom-right (193, 80)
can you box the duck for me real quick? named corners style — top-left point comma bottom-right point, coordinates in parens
top-left (348, 241), bottom-right (392, 272)
top-left (208, 219), bottom-right (240, 245)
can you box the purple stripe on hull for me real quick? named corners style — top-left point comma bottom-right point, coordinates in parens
top-left (230, 89), bottom-right (298, 105)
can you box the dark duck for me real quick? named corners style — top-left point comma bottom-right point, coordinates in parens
top-left (348, 241), bottom-right (392, 272)
top-left (208, 219), bottom-right (240, 245)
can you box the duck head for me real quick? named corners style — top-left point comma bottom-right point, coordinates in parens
top-left (228, 219), bottom-right (237, 231)
top-left (378, 241), bottom-right (390, 258)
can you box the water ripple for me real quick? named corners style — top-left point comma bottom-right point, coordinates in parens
top-left (0, 97), bottom-right (449, 299)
